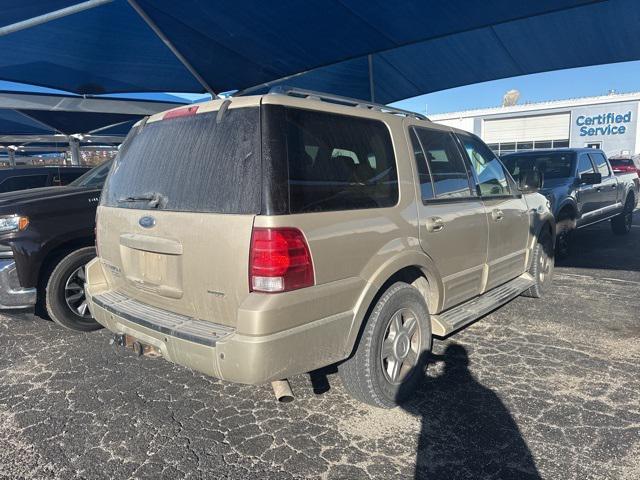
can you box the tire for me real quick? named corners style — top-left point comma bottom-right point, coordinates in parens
top-left (339, 282), bottom-right (432, 408)
top-left (555, 212), bottom-right (574, 259)
top-left (45, 247), bottom-right (102, 332)
top-left (611, 195), bottom-right (634, 235)
top-left (522, 228), bottom-right (554, 298)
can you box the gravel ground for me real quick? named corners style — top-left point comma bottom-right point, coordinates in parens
top-left (1, 214), bottom-right (638, 480)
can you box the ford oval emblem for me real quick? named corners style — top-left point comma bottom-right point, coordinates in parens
top-left (139, 216), bottom-right (156, 228)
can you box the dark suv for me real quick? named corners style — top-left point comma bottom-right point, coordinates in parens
top-left (0, 161), bottom-right (111, 331)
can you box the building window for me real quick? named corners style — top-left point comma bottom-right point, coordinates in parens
top-left (488, 139), bottom-right (569, 156)
top-left (516, 142), bottom-right (533, 151)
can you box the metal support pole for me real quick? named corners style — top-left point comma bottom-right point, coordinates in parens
top-left (0, 0), bottom-right (113, 36)
top-left (8, 149), bottom-right (16, 168)
top-left (368, 54), bottom-right (375, 103)
top-left (127, 0), bottom-right (218, 98)
top-left (69, 138), bottom-right (81, 165)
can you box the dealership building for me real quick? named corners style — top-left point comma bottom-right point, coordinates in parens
top-left (430, 91), bottom-right (640, 157)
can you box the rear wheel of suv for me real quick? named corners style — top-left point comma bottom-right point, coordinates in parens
top-left (45, 247), bottom-right (102, 332)
top-left (522, 229), bottom-right (554, 299)
top-left (339, 282), bottom-right (432, 408)
top-left (611, 195), bottom-right (634, 235)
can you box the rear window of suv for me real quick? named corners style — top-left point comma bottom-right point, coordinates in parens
top-left (282, 108), bottom-right (398, 213)
top-left (103, 104), bottom-right (397, 215)
top-left (102, 107), bottom-right (261, 214)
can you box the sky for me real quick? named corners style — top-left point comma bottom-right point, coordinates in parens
top-left (391, 60), bottom-right (640, 116)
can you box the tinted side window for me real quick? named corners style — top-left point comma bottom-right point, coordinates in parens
top-left (577, 154), bottom-right (595, 176)
top-left (285, 108), bottom-right (398, 213)
top-left (459, 134), bottom-right (511, 197)
top-left (409, 128), bottom-right (433, 199)
top-left (589, 153), bottom-right (610, 177)
top-left (0, 174), bottom-right (49, 193)
top-left (59, 170), bottom-right (85, 185)
top-left (414, 128), bottom-right (472, 199)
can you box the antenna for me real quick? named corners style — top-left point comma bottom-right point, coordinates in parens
top-left (502, 89), bottom-right (520, 107)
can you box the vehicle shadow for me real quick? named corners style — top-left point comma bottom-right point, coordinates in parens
top-left (398, 344), bottom-right (541, 480)
top-left (555, 211), bottom-right (640, 272)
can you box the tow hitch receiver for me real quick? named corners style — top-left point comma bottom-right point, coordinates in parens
top-left (111, 333), bottom-right (161, 358)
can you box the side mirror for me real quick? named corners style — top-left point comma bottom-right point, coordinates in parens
top-left (580, 172), bottom-right (602, 185)
top-left (519, 170), bottom-right (542, 193)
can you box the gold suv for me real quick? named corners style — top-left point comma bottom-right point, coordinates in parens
top-left (85, 88), bottom-right (554, 408)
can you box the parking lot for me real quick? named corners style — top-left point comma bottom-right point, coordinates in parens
top-left (1, 214), bottom-right (638, 480)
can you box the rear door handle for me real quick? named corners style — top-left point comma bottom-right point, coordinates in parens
top-left (491, 209), bottom-right (504, 221)
top-left (425, 216), bottom-right (445, 232)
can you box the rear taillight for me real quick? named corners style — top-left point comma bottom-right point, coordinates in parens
top-left (249, 227), bottom-right (314, 293)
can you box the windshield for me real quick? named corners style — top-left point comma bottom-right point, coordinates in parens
top-left (69, 159), bottom-right (113, 188)
top-left (102, 107), bottom-right (260, 213)
top-left (502, 152), bottom-right (574, 180)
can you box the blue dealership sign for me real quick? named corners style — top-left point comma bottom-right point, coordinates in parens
top-left (577, 111), bottom-right (631, 136)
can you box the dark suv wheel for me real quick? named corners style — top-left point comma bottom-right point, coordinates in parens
top-left (611, 195), bottom-right (634, 235)
top-left (45, 247), bottom-right (102, 332)
top-left (555, 211), bottom-right (574, 259)
top-left (339, 282), bottom-right (432, 408)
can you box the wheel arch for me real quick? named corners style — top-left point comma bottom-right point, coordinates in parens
top-left (527, 212), bottom-right (555, 270)
top-left (37, 236), bottom-right (95, 292)
top-left (343, 250), bottom-right (442, 360)
top-left (557, 199), bottom-right (578, 220)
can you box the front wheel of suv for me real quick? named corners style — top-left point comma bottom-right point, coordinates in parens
top-left (522, 229), bottom-right (554, 299)
top-left (339, 282), bottom-right (432, 408)
top-left (45, 247), bottom-right (102, 332)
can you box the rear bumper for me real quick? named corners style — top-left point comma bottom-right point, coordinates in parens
top-left (84, 258), bottom-right (355, 384)
top-left (0, 258), bottom-right (37, 309)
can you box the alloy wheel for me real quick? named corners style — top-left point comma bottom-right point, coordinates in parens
top-left (64, 266), bottom-right (91, 318)
top-left (380, 308), bottom-right (421, 384)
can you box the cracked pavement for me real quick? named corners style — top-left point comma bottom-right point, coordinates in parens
top-left (1, 214), bottom-right (639, 480)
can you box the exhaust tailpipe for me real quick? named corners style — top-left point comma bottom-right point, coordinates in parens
top-left (271, 379), bottom-right (294, 403)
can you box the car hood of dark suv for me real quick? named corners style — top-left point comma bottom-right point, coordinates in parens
top-left (0, 185), bottom-right (100, 208)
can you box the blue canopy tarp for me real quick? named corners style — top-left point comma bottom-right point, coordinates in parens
top-left (1, 0), bottom-right (639, 103)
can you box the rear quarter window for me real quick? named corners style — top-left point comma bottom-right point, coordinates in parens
top-left (283, 108), bottom-right (398, 213)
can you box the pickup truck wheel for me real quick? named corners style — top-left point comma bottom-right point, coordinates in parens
top-left (45, 247), bottom-right (102, 332)
top-left (611, 196), bottom-right (634, 235)
top-left (339, 282), bottom-right (432, 408)
top-left (555, 216), bottom-right (573, 259)
top-left (522, 229), bottom-right (554, 298)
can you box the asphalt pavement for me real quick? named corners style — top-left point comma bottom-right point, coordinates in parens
top-left (1, 213), bottom-right (639, 480)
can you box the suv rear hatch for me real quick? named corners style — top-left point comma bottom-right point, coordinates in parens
top-left (97, 102), bottom-right (261, 327)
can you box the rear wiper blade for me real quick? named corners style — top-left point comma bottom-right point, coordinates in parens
top-left (117, 192), bottom-right (166, 208)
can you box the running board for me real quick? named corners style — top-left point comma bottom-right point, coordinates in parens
top-left (431, 274), bottom-right (535, 337)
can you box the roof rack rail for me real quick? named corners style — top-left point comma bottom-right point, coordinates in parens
top-left (268, 86), bottom-right (429, 121)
